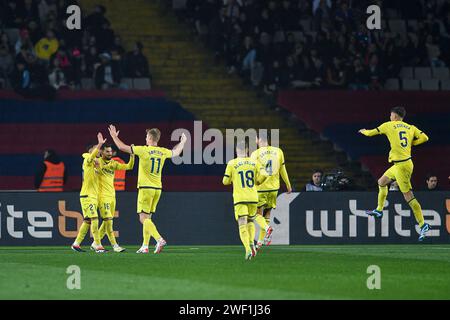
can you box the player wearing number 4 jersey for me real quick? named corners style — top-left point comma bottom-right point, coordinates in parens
top-left (223, 141), bottom-right (272, 260)
top-left (108, 125), bottom-right (187, 254)
top-left (359, 106), bottom-right (430, 241)
top-left (250, 134), bottom-right (292, 251)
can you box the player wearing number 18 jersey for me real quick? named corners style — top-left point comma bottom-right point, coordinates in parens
top-left (250, 134), bottom-right (291, 250)
top-left (359, 106), bottom-right (430, 241)
top-left (108, 125), bottom-right (187, 254)
top-left (223, 141), bottom-right (272, 260)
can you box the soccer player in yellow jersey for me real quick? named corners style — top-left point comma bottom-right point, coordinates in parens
top-left (92, 144), bottom-right (135, 252)
top-left (108, 125), bottom-right (187, 254)
top-left (223, 141), bottom-right (273, 260)
top-left (250, 134), bottom-right (292, 251)
top-left (359, 106), bottom-right (430, 241)
top-left (71, 132), bottom-right (107, 253)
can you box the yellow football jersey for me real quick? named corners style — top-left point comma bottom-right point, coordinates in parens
top-left (362, 121), bottom-right (429, 162)
top-left (132, 145), bottom-right (172, 189)
top-left (98, 155), bottom-right (135, 198)
top-left (250, 146), bottom-right (291, 191)
top-left (223, 157), bottom-right (264, 204)
top-left (80, 148), bottom-right (100, 198)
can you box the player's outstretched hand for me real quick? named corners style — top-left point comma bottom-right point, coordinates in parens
top-left (108, 124), bottom-right (120, 138)
top-left (180, 132), bottom-right (187, 144)
top-left (97, 132), bottom-right (107, 145)
top-left (358, 129), bottom-right (366, 134)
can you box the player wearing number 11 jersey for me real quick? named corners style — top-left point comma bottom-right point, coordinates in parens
top-left (359, 106), bottom-right (430, 241)
top-left (108, 125), bottom-right (187, 254)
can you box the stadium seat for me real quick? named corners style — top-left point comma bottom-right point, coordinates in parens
top-left (432, 67), bottom-right (450, 80)
top-left (384, 78), bottom-right (400, 90)
top-left (407, 20), bottom-right (418, 31)
top-left (4, 28), bottom-right (20, 46)
top-left (420, 79), bottom-right (439, 91)
top-left (441, 79), bottom-right (450, 91)
top-left (305, 31), bottom-right (317, 41)
top-left (299, 19), bottom-right (312, 32)
top-left (133, 78), bottom-right (151, 90)
top-left (399, 67), bottom-right (414, 79)
top-left (402, 79), bottom-right (420, 90)
top-left (81, 78), bottom-right (94, 90)
top-left (388, 20), bottom-right (407, 33)
top-left (414, 67), bottom-right (432, 79)
top-left (120, 78), bottom-right (133, 89)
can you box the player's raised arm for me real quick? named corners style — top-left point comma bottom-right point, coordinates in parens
top-left (171, 133), bottom-right (187, 157)
top-left (108, 124), bottom-right (133, 154)
top-left (86, 132), bottom-right (106, 164)
top-left (111, 153), bottom-right (135, 171)
top-left (412, 127), bottom-right (429, 146)
top-left (358, 128), bottom-right (381, 137)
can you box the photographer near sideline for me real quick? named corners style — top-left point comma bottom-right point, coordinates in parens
top-left (302, 169), bottom-right (323, 192)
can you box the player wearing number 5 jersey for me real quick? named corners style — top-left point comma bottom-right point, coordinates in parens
top-left (223, 141), bottom-right (272, 260)
top-left (108, 125), bottom-right (187, 254)
top-left (250, 134), bottom-right (292, 251)
top-left (359, 106), bottom-right (430, 241)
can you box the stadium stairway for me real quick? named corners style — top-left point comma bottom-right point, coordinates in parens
top-left (79, 0), bottom-right (366, 190)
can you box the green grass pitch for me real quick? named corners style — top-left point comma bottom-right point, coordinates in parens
top-left (1, 245), bottom-right (449, 299)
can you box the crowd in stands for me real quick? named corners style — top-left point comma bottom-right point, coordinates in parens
top-left (0, 1), bottom-right (150, 98)
top-left (178, 0), bottom-right (450, 94)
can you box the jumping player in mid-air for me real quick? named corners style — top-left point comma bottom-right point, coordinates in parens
top-left (359, 106), bottom-right (430, 241)
top-left (251, 134), bottom-right (291, 251)
top-left (108, 125), bottom-right (187, 254)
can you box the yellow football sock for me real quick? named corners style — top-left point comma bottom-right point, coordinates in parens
top-left (149, 219), bottom-right (162, 241)
top-left (90, 218), bottom-right (100, 245)
top-left (239, 225), bottom-right (251, 253)
top-left (408, 198), bottom-right (425, 227)
top-left (376, 185), bottom-right (388, 211)
top-left (104, 219), bottom-right (117, 246)
top-left (74, 221), bottom-right (90, 245)
top-left (143, 219), bottom-right (152, 246)
top-left (98, 221), bottom-right (106, 240)
top-left (247, 221), bottom-right (255, 246)
top-left (255, 215), bottom-right (269, 242)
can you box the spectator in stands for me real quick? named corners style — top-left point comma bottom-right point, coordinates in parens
top-left (124, 41), bottom-right (150, 78)
top-left (0, 45), bottom-right (14, 83)
top-left (34, 29), bottom-right (59, 62)
top-left (83, 46), bottom-right (99, 77)
top-left (424, 174), bottom-right (440, 191)
top-left (326, 57), bottom-right (346, 89)
top-left (16, 43), bottom-right (37, 67)
top-left (48, 57), bottom-right (67, 90)
top-left (35, 149), bottom-right (67, 192)
top-left (1, 32), bottom-right (12, 53)
top-left (11, 61), bottom-right (32, 94)
top-left (367, 54), bottom-right (385, 90)
top-left (95, 52), bottom-right (120, 89)
top-left (84, 4), bottom-right (109, 33)
top-left (348, 57), bottom-right (369, 90)
top-left (54, 46), bottom-right (73, 85)
top-left (302, 169), bottom-right (323, 191)
top-left (3, 0), bottom-right (24, 28)
top-left (15, 28), bottom-right (33, 55)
